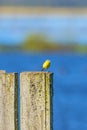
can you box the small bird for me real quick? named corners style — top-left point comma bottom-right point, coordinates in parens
top-left (41, 60), bottom-right (51, 71)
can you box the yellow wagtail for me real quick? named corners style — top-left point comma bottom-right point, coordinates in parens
top-left (41, 60), bottom-right (51, 71)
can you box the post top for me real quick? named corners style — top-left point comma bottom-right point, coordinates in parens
top-left (20, 71), bottom-right (53, 75)
top-left (0, 70), bottom-right (18, 74)
top-left (0, 70), bottom-right (6, 73)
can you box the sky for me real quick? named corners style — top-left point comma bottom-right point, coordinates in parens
top-left (0, 14), bottom-right (87, 45)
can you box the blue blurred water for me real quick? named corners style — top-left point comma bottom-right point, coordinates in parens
top-left (0, 15), bottom-right (87, 44)
top-left (0, 52), bottom-right (87, 130)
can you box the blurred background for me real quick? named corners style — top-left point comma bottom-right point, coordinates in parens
top-left (0, 1), bottom-right (87, 130)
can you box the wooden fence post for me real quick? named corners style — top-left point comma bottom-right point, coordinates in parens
top-left (20, 72), bottom-right (53, 130)
top-left (0, 71), bottom-right (18, 130)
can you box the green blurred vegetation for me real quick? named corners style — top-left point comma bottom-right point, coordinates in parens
top-left (21, 34), bottom-right (59, 52)
top-left (0, 34), bottom-right (87, 53)
top-left (74, 44), bottom-right (87, 53)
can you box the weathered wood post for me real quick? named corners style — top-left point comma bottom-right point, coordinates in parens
top-left (20, 72), bottom-right (53, 130)
top-left (0, 71), bottom-right (18, 130)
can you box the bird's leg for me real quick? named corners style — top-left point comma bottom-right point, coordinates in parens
top-left (41, 68), bottom-right (45, 71)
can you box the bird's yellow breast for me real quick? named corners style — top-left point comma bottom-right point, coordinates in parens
top-left (43, 60), bottom-right (51, 69)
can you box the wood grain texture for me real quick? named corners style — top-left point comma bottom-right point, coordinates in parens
top-left (20, 72), bottom-right (53, 130)
top-left (0, 71), bottom-right (18, 130)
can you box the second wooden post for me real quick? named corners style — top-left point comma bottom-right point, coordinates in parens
top-left (20, 72), bottom-right (53, 130)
